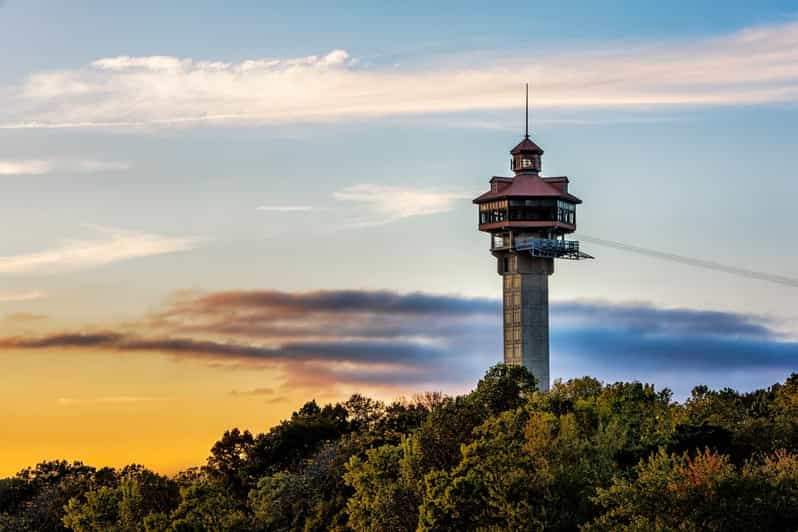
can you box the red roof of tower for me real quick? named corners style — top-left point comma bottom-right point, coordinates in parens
top-left (473, 174), bottom-right (582, 204)
top-left (510, 137), bottom-right (544, 155)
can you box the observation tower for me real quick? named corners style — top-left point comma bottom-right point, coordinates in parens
top-left (473, 85), bottom-right (592, 391)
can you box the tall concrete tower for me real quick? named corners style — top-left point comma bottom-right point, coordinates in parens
top-left (473, 86), bottom-right (592, 391)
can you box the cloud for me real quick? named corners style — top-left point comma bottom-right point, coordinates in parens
top-left (334, 184), bottom-right (471, 225)
top-left (0, 290), bottom-right (498, 390)
top-left (551, 301), bottom-right (775, 338)
top-left (0, 159), bottom-right (129, 175)
top-left (257, 205), bottom-right (313, 212)
top-left (3, 19), bottom-right (798, 129)
top-left (549, 301), bottom-right (792, 371)
top-left (230, 387), bottom-right (274, 397)
top-left (3, 312), bottom-right (47, 322)
top-left (73, 160), bottom-right (130, 172)
top-left (0, 160), bottom-right (52, 175)
top-left (0, 227), bottom-right (197, 274)
top-left (57, 396), bottom-right (161, 406)
top-left (0, 290), bottom-right (45, 302)
top-left (257, 184), bottom-right (471, 226)
top-left (0, 289), bottom-right (795, 397)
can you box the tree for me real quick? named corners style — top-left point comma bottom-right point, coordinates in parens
top-left (344, 394), bottom-right (384, 433)
top-left (418, 406), bottom-right (623, 531)
top-left (594, 382), bottom-right (678, 466)
top-left (62, 486), bottom-right (121, 532)
top-left (61, 467), bottom-right (178, 532)
top-left (169, 480), bottom-right (249, 531)
top-left (204, 429), bottom-right (255, 497)
top-left (404, 396), bottom-right (485, 478)
top-left (250, 434), bottom-right (373, 532)
top-left (344, 443), bottom-right (419, 532)
top-left (472, 363), bottom-right (537, 415)
top-left (772, 373), bottom-right (798, 449)
top-left (586, 448), bottom-right (798, 531)
top-left (9, 460), bottom-right (105, 531)
top-left (247, 400), bottom-right (350, 479)
top-left (418, 408), bottom-right (542, 531)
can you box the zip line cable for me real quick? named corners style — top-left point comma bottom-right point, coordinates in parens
top-left (578, 234), bottom-right (798, 289)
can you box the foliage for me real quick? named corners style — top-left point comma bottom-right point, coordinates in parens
top-left (169, 480), bottom-right (249, 531)
top-left (61, 466), bottom-right (178, 532)
top-left (585, 448), bottom-right (798, 531)
top-left (344, 443), bottom-right (419, 532)
top-left (2, 366), bottom-right (798, 531)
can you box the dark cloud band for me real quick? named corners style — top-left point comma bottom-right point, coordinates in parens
top-left (1, 289), bottom-right (795, 396)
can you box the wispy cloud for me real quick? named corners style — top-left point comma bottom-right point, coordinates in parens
top-left (57, 396), bottom-right (161, 407)
top-left (72, 160), bottom-right (130, 172)
top-left (230, 387), bottom-right (275, 397)
top-left (3, 312), bottom-right (47, 322)
top-left (0, 289), bottom-right (795, 397)
top-left (0, 227), bottom-right (197, 274)
top-left (0, 290), bottom-right (45, 302)
top-left (256, 184), bottom-right (470, 227)
top-left (334, 184), bottom-right (470, 226)
top-left (256, 205), bottom-right (313, 212)
top-left (3, 19), bottom-right (798, 129)
top-left (0, 160), bottom-right (52, 175)
top-left (0, 159), bottom-right (129, 175)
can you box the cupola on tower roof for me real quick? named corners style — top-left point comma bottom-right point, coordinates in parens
top-left (510, 137), bottom-right (544, 156)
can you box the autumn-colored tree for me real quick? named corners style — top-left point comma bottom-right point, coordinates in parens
top-left (586, 448), bottom-right (798, 531)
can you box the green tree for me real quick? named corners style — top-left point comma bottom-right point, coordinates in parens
top-left (61, 466), bottom-right (178, 532)
top-left (418, 405), bottom-right (623, 531)
top-left (344, 443), bottom-right (419, 532)
top-left (8, 460), bottom-right (108, 531)
top-left (772, 373), bottom-right (798, 449)
top-left (404, 396), bottom-right (485, 480)
top-left (204, 429), bottom-right (255, 497)
top-left (247, 401), bottom-right (350, 479)
top-left (472, 363), bottom-right (537, 415)
top-left (418, 408), bottom-right (541, 531)
top-left (62, 486), bottom-right (121, 532)
top-left (169, 480), bottom-right (249, 531)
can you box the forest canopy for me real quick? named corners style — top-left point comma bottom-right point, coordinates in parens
top-left (3, 364), bottom-right (798, 531)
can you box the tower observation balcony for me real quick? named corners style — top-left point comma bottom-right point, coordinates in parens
top-left (491, 234), bottom-right (594, 260)
top-left (514, 236), bottom-right (593, 260)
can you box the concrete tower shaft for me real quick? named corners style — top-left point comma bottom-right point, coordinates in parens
top-left (498, 254), bottom-right (553, 391)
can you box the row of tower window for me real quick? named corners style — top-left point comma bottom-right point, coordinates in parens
top-left (503, 274), bottom-right (523, 364)
top-left (479, 199), bottom-right (576, 225)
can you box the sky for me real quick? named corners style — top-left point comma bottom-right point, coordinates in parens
top-left (1, 0), bottom-right (798, 476)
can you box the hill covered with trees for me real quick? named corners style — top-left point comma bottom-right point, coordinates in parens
top-left (3, 365), bottom-right (798, 531)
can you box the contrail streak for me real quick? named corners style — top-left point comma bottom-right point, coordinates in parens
top-left (579, 235), bottom-right (798, 289)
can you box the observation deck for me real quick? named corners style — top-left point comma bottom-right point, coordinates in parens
top-left (491, 235), bottom-right (594, 260)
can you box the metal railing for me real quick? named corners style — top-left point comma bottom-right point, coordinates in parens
top-left (513, 237), bottom-right (594, 260)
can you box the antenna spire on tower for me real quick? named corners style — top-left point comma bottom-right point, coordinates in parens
top-left (524, 83), bottom-right (529, 139)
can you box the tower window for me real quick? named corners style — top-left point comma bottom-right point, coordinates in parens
top-left (557, 200), bottom-right (576, 225)
top-left (522, 159), bottom-right (532, 168)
